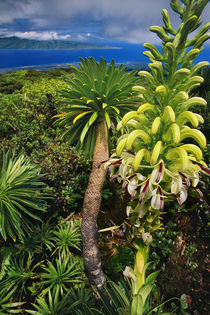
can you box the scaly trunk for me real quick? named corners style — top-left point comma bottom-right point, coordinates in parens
top-left (81, 118), bottom-right (109, 289)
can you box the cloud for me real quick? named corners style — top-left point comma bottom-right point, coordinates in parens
top-left (0, 0), bottom-right (209, 43)
top-left (1, 29), bottom-right (98, 42)
top-left (0, 0), bottom-right (41, 24)
top-left (1, 30), bottom-right (97, 42)
top-left (3, 31), bottom-right (72, 40)
top-left (104, 26), bottom-right (160, 44)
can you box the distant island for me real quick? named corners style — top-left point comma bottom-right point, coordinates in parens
top-left (0, 37), bottom-right (115, 50)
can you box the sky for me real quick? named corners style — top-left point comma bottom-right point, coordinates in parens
top-left (0, 0), bottom-right (209, 44)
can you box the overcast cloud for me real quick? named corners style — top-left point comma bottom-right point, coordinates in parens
top-left (0, 0), bottom-right (209, 43)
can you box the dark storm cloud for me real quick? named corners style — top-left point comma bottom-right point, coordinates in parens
top-left (0, 0), bottom-right (209, 43)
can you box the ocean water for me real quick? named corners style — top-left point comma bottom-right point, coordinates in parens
top-left (0, 43), bottom-right (209, 73)
top-left (0, 44), bottom-right (148, 73)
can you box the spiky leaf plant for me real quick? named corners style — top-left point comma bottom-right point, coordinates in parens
top-left (0, 287), bottom-right (25, 314)
top-left (0, 150), bottom-right (46, 240)
top-left (26, 287), bottom-right (101, 315)
top-left (40, 255), bottom-right (82, 296)
top-left (52, 221), bottom-right (81, 259)
top-left (26, 289), bottom-right (78, 315)
top-left (106, 0), bottom-right (209, 236)
top-left (55, 57), bottom-right (141, 288)
top-left (18, 222), bottom-right (55, 257)
top-left (68, 285), bottom-right (103, 315)
top-left (55, 57), bottom-right (140, 157)
top-left (0, 253), bottom-right (41, 299)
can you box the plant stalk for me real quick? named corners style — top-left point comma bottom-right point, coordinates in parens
top-left (81, 118), bottom-right (109, 289)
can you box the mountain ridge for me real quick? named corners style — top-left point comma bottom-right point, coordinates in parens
top-left (0, 36), bottom-right (113, 49)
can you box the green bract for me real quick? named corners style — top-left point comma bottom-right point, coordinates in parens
top-left (55, 57), bottom-right (140, 157)
top-left (106, 0), bottom-right (209, 233)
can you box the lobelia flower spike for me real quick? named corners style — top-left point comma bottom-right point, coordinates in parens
top-left (105, 0), bottom-right (209, 237)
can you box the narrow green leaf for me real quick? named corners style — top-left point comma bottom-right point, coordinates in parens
top-left (105, 112), bottom-right (111, 129)
top-left (80, 112), bottom-right (98, 144)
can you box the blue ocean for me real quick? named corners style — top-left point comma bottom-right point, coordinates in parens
top-left (0, 43), bottom-right (209, 73)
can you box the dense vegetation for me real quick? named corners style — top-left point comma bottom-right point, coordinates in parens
top-left (0, 0), bottom-right (209, 314)
top-left (0, 61), bottom-right (209, 315)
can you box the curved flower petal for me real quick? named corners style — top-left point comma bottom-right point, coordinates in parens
top-left (118, 163), bottom-right (133, 180)
top-left (150, 161), bottom-right (164, 185)
top-left (151, 189), bottom-right (161, 209)
top-left (127, 177), bottom-right (139, 195)
top-left (151, 186), bottom-right (164, 210)
top-left (179, 171), bottom-right (191, 187)
top-left (191, 186), bottom-right (203, 201)
top-left (179, 188), bottom-right (188, 205)
top-left (171, 175), bottom-right (183, 194)
top-left (139, 179), bottom-right (154, 203)
top-left (192, 171), bottom-right (199, 187)
top-left (136, 173), bottom-right (146, 181)
top-left (200, 165), bottom-right (210, 175)
top-left (126, 205), bottom-right (132, 216)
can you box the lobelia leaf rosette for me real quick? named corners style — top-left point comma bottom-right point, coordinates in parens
top-left (105, 0), bottom-right (210, 234)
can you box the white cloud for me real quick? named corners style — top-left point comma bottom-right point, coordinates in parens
top-left (4, 31), bottom-right (71, 40)
top-left (2, 30), bottom-right (97, 42)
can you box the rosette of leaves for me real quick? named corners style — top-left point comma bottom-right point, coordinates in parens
top-left (39, 255), bottom-right (82, 296)
top-left (52, 221), bottom-right (82, 259)
top-left (0, 253), bottom-right (40, 299)
top-left (106, 0), bottom-right (210, 234)
top-left (55, 57), bottom-right (140, 157)
top-left (0, 150), bottom-right (47, 240)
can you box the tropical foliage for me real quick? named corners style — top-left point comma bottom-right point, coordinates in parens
top-left (26, 286), bottom-right (102, 315)
top-left (0, 150), bottom-right (46, 240)
top-left (0, 70), bottom-right (93, 213)
top-left (0, 0), bottom-right (209, 313)
top-left (0, 288), bottom-right (25, 314)
top-left (39, 255), bottom-right (82, 296)
top-left (52, 221), bottom-right (82, 258)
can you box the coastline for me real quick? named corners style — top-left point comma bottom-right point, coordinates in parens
top-left (0, 61), bottom-right (149, 74)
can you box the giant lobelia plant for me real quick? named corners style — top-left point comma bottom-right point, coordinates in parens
top-left (103, 1), bottom-right (209, 311)
top-left (106, 0), bottom-right (209, 238)
top-left (55, 57), bottom-right (141, 289)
